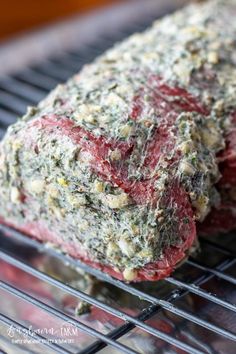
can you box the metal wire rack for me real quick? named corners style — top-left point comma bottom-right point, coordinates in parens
top-left (0, 5), bottom-right (236, 354)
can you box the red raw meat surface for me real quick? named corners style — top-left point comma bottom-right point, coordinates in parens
top-left (1, 196), bottom-right (195, 282)
top-left (197, 202), bottom-right (236, 236)
top-left (1, 78), bottom-right (209, 281)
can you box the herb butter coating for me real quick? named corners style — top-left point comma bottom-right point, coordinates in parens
top-left (1, 0), bottom-right (236, 281)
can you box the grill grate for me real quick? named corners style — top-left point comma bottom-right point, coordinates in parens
top-left (0, 7), bottom-right (236, 354)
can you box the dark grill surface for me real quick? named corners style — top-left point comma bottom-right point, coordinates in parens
top-left (0, 7), bottom-right (236, 354)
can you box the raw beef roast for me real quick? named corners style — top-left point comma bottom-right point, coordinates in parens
top-left (0, 0), bottom-right (236, 281)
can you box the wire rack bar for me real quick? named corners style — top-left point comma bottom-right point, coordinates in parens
top-left (78, 305), bottom-right (164, 354)
top-left (0, 250), bottom-right (204, 354)
top-left (0, 77), bottom-right (46, 103)
top-left (0, 108), bottom-right (18, 126)
top-left (34, 62), bottom-right (75, 81)
top-left (84, 257), bottom-right (236, 354)
top-left (49, 57), bottom-right (84, 72)
top-left (165, 276), bottom-right (236, 312)
top-left (0, 91), bottom-right (28, 115)
top-left (0, 225), bottom-right (236, 344)
top-left (0, 280), bottom-right (138, 354)
top-left (187, 259), bottom-right (236, 285)
top-left (78, 254), bottom-right (236, 354)
top-left (13, 69), bottom-right (59, 91)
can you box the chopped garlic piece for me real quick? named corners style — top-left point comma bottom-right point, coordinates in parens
top-left (11, 141), bottom-right (22, 151)
top-left (120, 124), bottom-right (133, 138)
top-left (201, 129), bottom-right (221, 149)
top-left (123, 268), bottom-right (137, 281)
top-left (214, 99), bottom-right (224, 114)
top-left (78, 220), bottom-right (89, 232)
top-left (25, 179), bottom-right (45, 194)
top-left (182, 26), bottom-right (205, 38)
top-left (116, 85), bottom-right (130, 96)
top-left (178, 141), bottom-right (194, 154)
top-left (76, 195), bottom-right (87, 206)
top-left (0, 153), bottom-right (5, 169)
top-left (207, 51), bottom-right (219, 64)
top-left (193, 195), bottom-right (209, 220)
top-left (106, 242), bottom-right (119, 258)
top-left (110, 148), bottom-right (122, 161)
top-left (131, 224), bottom-right (139, 235)
top-left (68, 194), bottom-right (87, 207)
top-left (118, 237), bottom-right (135, 257)
top-left (103, 193), bottom-right (130, 209)
top-left (84, 115), bottom-right (97, 124)
top-left (179, 161), bottom-right (195, 175)
top-left (51, 205), bottom-right (65, 218)
top-left (76, 104), bottom-right (99, 124)
top-left (93, 180), bottom-right (105, 193)
top-left (138, 249), bottom-right (153, 260)
top-left (10, 187), bottom-right (21, 204)
top-left (98, 114), bottom-right (110, 124)
top-left (47, 184), bottom-right (59, 198)
top-left (106, 92), bottom-right (123, 106)
top-left (173, 60), bottom-right (191, 85)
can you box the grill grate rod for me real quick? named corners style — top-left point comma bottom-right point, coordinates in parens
top-left (13, 69), bottom-right (59, 91)
top-left (79, 255), bottom-right (236, 354)
top-left (1, 235), bottom-right (235, 315)
top-left (0, 91), bottom-right (29, 115)
top-left (0, 108), bottom-right (18, 126)
top-left (78, 304), bottom-right (167, 354)
top-left (34, 62), bottom-right (75, 81)
top-left (187, 259), bottom-right (236, 285)
top-left (0, 280), bottom-right (139, 354)
top-left (0, 250), bottom-right (204, 354)
top-left (0, 224), bottom-right (236, 343)
top-left (78, 260), bottom-right (229, 354)
top-left (0, 313), bottom-right (71, 354)
top-left (165, 276), bottom-right (236, 312)
top-left (0, 76), bottom-right (46, 103)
